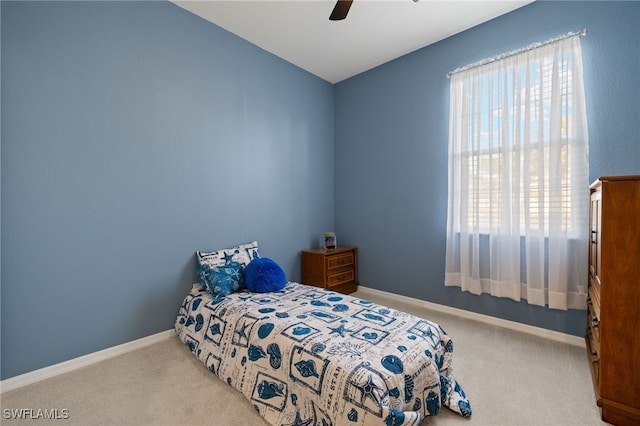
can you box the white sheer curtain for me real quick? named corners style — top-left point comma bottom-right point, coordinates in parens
top-left (445, 34), bottom-right (589, 310)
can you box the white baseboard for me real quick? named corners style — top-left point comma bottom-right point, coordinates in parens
top-left (356, 286), bottom-right (586, 348)
top-left (0, 329), bottom-right (175, 393)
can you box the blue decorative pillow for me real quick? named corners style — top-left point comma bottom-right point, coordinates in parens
top-left (198, 261), bottom-right (245, 297)
top-left (244, 258), bottom-right (287, 293)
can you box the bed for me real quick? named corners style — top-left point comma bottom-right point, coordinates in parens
top-left (175, 242), bottom-right (471, 425)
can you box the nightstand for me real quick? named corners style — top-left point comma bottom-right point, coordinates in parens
top-left (301, 246), bottom-right (358, 294)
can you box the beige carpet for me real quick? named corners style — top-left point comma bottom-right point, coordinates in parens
top-left (1, 288), bottom-right (607, 425)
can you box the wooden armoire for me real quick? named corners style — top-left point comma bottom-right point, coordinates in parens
top-left (586, 175), bottom-right (640, 425)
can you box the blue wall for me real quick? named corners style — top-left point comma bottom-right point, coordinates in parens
top-left (2, 0), bottom-right (638, 381)
top-left (334, 1), bottom-right (640, 336)
top-left (1, 1), bottom-right (334, 379)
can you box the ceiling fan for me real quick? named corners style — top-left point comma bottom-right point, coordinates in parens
top-left (329, 0), bottom-right (353, 21)
top-left (329, 0), bottom-right (419, 21)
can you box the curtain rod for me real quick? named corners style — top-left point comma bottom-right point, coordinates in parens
top-left (446, 28), bottom-right (588, 78)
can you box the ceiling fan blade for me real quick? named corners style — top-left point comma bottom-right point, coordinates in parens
top-left (329, 0), bottom-right (353, 21)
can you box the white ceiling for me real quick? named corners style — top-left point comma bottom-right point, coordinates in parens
top-left (173, 0), bottom-right (534, 83)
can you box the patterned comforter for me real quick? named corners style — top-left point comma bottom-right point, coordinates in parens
top-left (175, 282), bottom-right (471, 425)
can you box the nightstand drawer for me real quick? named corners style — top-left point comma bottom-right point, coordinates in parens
top-left (328, 270), bottom-right (354, 288)
top-left (326, 252), bottom-right (354, 270)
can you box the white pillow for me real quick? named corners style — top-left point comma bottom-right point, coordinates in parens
top-left (196, 240), bottom-right (260, 268)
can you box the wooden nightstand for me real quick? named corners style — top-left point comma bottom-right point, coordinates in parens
top-left (301, 247), bottom-right (358, 294)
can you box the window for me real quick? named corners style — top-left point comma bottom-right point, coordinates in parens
top-left (445, 33), bottom-right (589, 310)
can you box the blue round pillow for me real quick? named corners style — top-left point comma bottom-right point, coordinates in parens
top-left (244, 258), bottom-right (287, 293)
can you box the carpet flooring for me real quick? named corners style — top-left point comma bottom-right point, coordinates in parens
top-left (1, 288), bottom-right (607, 425)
